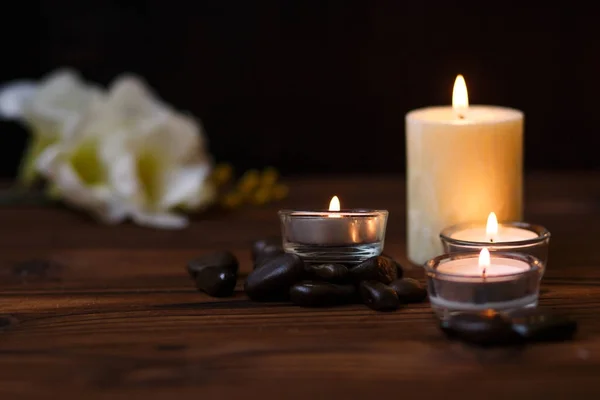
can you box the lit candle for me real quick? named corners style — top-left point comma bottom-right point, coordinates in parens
top-left (449, 212), bottom-right (538, 243)
top-left (436, 248), bottom-right (529, 278)
top-left (439, 214), bottom-right (551, 273)
top-left (406, 75), bottom-right (524, 264)
top-left (279, 197), bottom-right (388, 264)
top-left (425, 249), bottom-right (542, 316)
top-left (328, 195), bottom-right (341, 217)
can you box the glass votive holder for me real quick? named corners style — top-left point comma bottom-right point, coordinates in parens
top-left (424, 251), bottom-right (543, 319)
top-left (278, 209), bottom-right (388, 264)
top-left (440, 222), bottom-right (550, 274)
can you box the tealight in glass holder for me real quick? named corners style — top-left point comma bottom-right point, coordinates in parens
top-left (425, 251), bottom-right (543, 319)
top-left (440, 220), bottom-right (550, 275)
top-left (278, 208), bottom-right (388, 265)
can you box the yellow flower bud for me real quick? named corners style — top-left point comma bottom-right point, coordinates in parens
top-left (272, 184), bottom-right (289, 200)
top-left (251, 186), bottom-right (272, 205)
top-left (211, 163), bottom-right (233, 186)
top-left (237, 169), bottom-right (260, 194)
top-left (260, 166), bottom-right (279, 187)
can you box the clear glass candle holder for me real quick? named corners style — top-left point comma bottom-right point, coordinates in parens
top-left (424, 252), bottom-right (543, 319)
top-left (440, 222), bottom-right (550, 274)
top-left (278, 209), bottom-right (388, 264)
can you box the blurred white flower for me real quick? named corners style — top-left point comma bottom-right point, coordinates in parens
top-left (22, 69), bottom-right (104, 139)
top-left (35, 74), bottom-right (214, 229)
top-left (35, 131), bottom-right (129, 224)
top-left (0, 69), bottom-right (103, 186)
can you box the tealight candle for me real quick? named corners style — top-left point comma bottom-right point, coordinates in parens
top-left (449, 212), bottom-right (537, 243)
top-left (440, 212), bottom-right (551, 273)
top-left (279, 196), bottom-right (388, 264)
top-left (405, 75), bottom-right (524, 265)
top-left (425, 249), bottom-right (542, 318)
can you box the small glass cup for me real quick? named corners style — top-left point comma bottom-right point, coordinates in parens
top-left (424, 251), bottom-right (543, 319)
top-left (440, 222), bottom-right (550, 275)
top-left (278, 209), bottom-right (388, 264)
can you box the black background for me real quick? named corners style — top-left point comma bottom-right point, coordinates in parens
top-left (1, 1), bottom-right (599, 177)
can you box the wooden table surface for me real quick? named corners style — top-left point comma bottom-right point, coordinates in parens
top-left (1, 172), bottom-right (600, 399)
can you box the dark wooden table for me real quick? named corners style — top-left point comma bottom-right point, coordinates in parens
top-left (1, 173), bottom-right (600, 399)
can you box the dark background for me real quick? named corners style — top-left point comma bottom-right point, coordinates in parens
top-left (1, 1), bottom-right (599, 177)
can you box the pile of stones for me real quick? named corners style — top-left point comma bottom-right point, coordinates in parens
top-left (186, 237), bottom-right (427, 311)
top-left (186, 238), bottom-right (578, 344)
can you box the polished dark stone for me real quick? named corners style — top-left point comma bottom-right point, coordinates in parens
top-left (389, 278), bottom-right (427, 303)
top-left (509, 308), bottom-right (577, 342)
top-left (187, 251), bottom-right (239, 297)
top-left (251, 237), bottom-right (284, 267)
top-left (359, 281), bottom-right (400, 311)
top-left (245, 253), bottom-right (305, 301)
top-left (440, 311), bottom-right (519, 346)
top-left (187, 251), bottom-right (239, 279)
top-left (195, 269), bottom-right (237, 297)
top-left (382, 253), bottom-right (404, 279)
top-left (289, 281), bottom-right (356, 307)
top-left (350, 256), bottom-right (398, 284)
top-left (305, 263), bottom-right (349, 283)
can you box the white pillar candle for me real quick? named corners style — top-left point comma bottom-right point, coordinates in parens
top-left (406, 75), bottom-right (524, 264)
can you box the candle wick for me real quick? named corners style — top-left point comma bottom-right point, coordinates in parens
top-left (489, 238), bottom-right (494, 243)
top-left (482, 268), bottom-right (486, 279)
top-left (458, 113), bottom-right (465, 120)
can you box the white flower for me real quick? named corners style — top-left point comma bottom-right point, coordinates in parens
top-left (36, 74), bottom-right (215, 229)
top-left (0, 69), bottom-right (103, 186)
top-left (22, 69), bottom-right (104, 139)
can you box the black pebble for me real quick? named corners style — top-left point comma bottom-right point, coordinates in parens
top-left (389, 278), bottom-right (427, 303)
top-left (382, 253), bottom-right (404, 279)
top-left (187, 251), bottom-right (239, 279)
top-left (305, 263), bottom-right (349, 283)
top-left (251, 237), bottom-right (284, 267)
top-left (245, 253), bottom-right (305, 301)
top-left (509, 308), bottom-right (577, 342)
top-left (350, 256), bottom-right (398, 284)
top-left (359, 281), bottom-right (400, 311)
top-left (440, 311), bottom-right (519, 346)
top-left (290, 281), bottom-right (356, 307)
top-left (187, 251), bottom-right (239, 297)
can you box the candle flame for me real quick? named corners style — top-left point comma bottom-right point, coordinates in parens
top-left (479, 248), bottom-right (490, 277)
top-left (452, 74), bottom-right (469, 118)
top-left (486, 212), bottom-right (498, 242)
top-left (329, 196), bottom-right (340, 212)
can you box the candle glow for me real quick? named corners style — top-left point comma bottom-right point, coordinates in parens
top-left (486, 212), bottom-right (498, 242)
top-left (479, 248), bottom-right (491, 277)
top-left (328, 195), bottom-right (341, 218)
top-left (452, 74), bottom-right (469, 118)
top-left (329, 196), bottom-right (340, 211)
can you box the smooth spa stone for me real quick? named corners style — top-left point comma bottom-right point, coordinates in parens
top-left (440, 311), bottom-right (519, 346)
top-left (251, 237), bottom-right (284, 267)
top-left (187, 251), bottom-right (239, 297)
top-left (304, 263), bottom-right (349, 283)
top-left (509, 308), bottom-right (578, 342)
top-left (245, 253), bottom-right (305, 301)
top-left (289, 281), bottom-right (357, 307)
top-left (382, 253), bottom-right (405, 279)
top-left (359, 281), bottom-right (400, 311)
top-left (187, 251), bottom-right (239, 280)
top-left (389, 278), bottom-right (427, 303)
top-left (350, 256), bottom-right (398, 284)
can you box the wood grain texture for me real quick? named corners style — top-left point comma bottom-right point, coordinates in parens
top-left (1, 172), bottom-right (600, 399)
